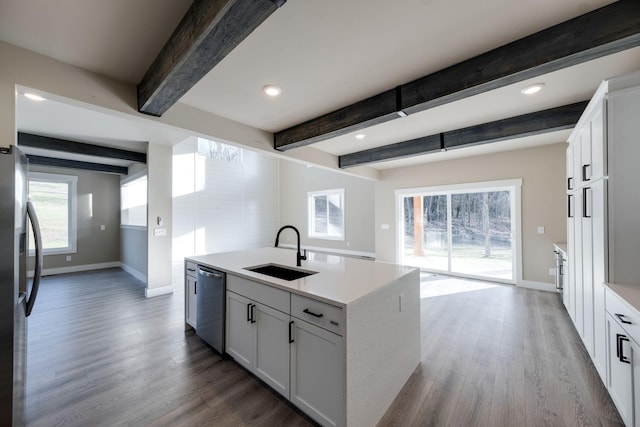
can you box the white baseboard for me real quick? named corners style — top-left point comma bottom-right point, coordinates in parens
top-left (279, 243), bottom-right (375, 259)
top-left (121, 263), bottom-right (147, 283)
top-left (518, 280), bottom-right (556, 292)
top-left (28, 261), bottom-right (121, 278)
top-left (145, 285), bottom-right (174, 298)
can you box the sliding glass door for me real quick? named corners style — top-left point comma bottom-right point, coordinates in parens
top-left (398, 180), bottom-right (520, 283)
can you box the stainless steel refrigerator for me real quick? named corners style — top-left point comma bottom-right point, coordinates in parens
top-left (0, 145), bottom-right (43, 426)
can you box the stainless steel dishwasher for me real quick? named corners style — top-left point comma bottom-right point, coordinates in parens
top-left (196, 266), bottom-right (226, 354)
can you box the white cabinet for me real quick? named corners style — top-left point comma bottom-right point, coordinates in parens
top-left (606, 312), bottom-right (634, 426)
top-left (566, 72), bottom-right (640, 389)
top-left (290, 319), bottom-right (343, 427)
top-left (225, 279), bottom-right (291, 398)
top-left (185, 262), bottom-right (197, 329)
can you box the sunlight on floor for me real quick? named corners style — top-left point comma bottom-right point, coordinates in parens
top-left (420, 273), bottom-right (502, 298)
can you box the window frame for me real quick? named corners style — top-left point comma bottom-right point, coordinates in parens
top-left (28, 171), bottom-right (78, 255)
top-left (307, 188), bottom-right (345, 241)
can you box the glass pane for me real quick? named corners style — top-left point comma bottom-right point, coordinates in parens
top-left (327, 193), bottom-right (343, 236)
top-left (29, 181), bottom-right (69, 250)
top-left (451, 191), bottom-right (512, 279)
top-left (313, 195), bottom-right (328, 234)
top-left (402, 195), bottom-right (448, 270)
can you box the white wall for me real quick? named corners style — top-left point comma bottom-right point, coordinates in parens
top-left (279, 161), bottom-right (375, 256)
top-left (172, 138), bottom-right (280, 287)
top-left (375, 143), bottom-right (567, 285)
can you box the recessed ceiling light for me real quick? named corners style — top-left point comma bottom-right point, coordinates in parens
top-left (355, 133), bottom-right (366, 140)
top-left (520, 83), bottom-right (545, 95)
top-left (263, 85), bottom-right (281, 97)
top-left (24, 93), bottom-right (46, 102)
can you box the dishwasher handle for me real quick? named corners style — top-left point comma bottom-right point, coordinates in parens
top-left (198, 268), bottom-right (223, 279)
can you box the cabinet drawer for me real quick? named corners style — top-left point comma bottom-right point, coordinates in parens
top-left (227, 275), bottom-right (290, 314)
top-left (606, 289), bottom-right (640, 343)
top-left (186, 261), bottom-right (197, 278)
top-left (291, 294), bottom-right (343, 336)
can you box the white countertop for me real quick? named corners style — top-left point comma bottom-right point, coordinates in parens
top-left (606, 282), bottom-right (640, 314)
top-left (187, 247), bottom-right (416, 307)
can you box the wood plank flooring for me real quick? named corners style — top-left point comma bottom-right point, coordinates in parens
top-left (25, 270), bottom-right (622, 426)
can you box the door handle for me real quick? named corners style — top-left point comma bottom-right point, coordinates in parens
top-left (247, 303), bottom-right (252, 323)
top-left (289, 321), bottom-right (295, 343)
top-left (616, 334), bottom-right (631, 364)
top-left (582, 164), bottom-right (591, 181)
top-left (198, 269), bottom-right (223, 279)
top-left (26, 201), bottom-right (43, 317)
top-left (250, 304), bottom-right (256, 323)
top-left (582, 188), bottom-right (591, 218)
top-left (567, 195), bottom-right (573, 218)
top-left (567, 177), bottom-right (574, 190)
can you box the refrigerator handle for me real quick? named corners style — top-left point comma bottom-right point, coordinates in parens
top-left (26, 201), bottom-right (43, 317)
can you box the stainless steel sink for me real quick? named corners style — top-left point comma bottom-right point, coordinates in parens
top-left (244, 263), bottom-right (317, 281)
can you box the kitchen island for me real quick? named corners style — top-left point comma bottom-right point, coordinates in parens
top-left (186, 247), bottom-right (420, 427)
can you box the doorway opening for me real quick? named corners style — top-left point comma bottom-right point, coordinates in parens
top-left (397, 179), bottom-right (521, 284)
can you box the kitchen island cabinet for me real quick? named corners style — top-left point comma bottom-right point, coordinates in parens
top-left (187, 247), bottom-right (420, 427)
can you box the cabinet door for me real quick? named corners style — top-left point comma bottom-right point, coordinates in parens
top-left (566, 214), bottom-right (574, 316)
top-left (591, 180), bottom-right (607, 380)
top-left (573, 190), bottom-right (584, 335)
top-left (590, 104), bottom-right (605, 180)
top-left (254, 302), bottom-right (290, 398)
top-left (606, 314), bottom-right (633, 426)
top-left (582, 186), bottom-right (594, 356)
top-left (580, 124), bottom-right (593, 183)
top-left (633, 338), bottom-right (640, 427)
top-left (226, 291), bottom-right (253, 370)
top-left (186, 275), bottom-right (197, 328)
top-left (567, 144), bottom-right (575, 191)
top-left (290, 319), bottom-right (344, 427)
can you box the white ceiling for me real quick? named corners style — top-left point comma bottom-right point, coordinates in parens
top-left (1, 0), bottom-right (638, 172)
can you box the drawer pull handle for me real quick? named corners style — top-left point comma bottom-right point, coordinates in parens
top-left (303, 308), bottom-right (324, 318)
top-left (582, 164), bottom-right (591, 181)
top-left (615, 313), bottom-right (632, 325)
top-left (616, 334), bottom-right (631, 364)
top-left (250, 304), bottom-right (256, 324)
top-left (187, 268), bottom-right (196, 272)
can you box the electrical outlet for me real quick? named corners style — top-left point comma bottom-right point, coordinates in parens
top-left (381, 224), bottom-right (390, 230)
top-left (66, 255), bottom-right (72, 262)
top-left (154, 228), bottom-right (167, 237)
top-left (537, 226), bottom-right (545, 234)
top-left (100, 224), bottom-right (106, 231)
top-left (549, 268), bottom-right (556, 276)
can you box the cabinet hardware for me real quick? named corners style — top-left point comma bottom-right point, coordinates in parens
top-left (616, 334), bottom-right (631, 364)
top-left (250, 304), bottom-right (256, 323)
top-left (567, 177), bottom-right (574, 190)
top-left (187, 268), bottom-right (196, 272)
top-left (303, 308), bottom-right (324, 318)
top-left (289, 321), bottom-right (294, 343)
top-left (247, 303), bottom-right (252, 323)
top-left (568, 195), bottom-right (574, 218)
top-left (615, 313), bottom-right (632, 325)
top-left (582, 188), bottom-right (591, 218)
top-left (194, 281), bottom-right (197, 295)
top-left (582, 164), bottom-right (591, 181)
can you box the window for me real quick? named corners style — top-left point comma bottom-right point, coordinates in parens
top-left (121, 175), bottom-right (147, 227)
top-left (397, 179), bottom-right (521, 283)
top-left (308, 189), bottom-right (344, 240)
top-left (28, 172), bottom-right (78, 255)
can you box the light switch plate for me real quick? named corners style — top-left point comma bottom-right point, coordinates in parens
top-left (381, 224), bottom-right (390, 230)
top-left (154, 228), bottom-right (167, 237)
top-left (537, 226), bottom-right (545, 234)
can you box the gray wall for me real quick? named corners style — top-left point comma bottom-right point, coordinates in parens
top-left (279, 160), bottom-right (375, 255)
top-left (120, 227), bottom-right (147, 277)
top-left (29, 164), bottom-right (120, 270)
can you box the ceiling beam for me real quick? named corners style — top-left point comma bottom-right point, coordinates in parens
top-left (18, 132), bottom-right (147, 163)
top-left (338, 101), bottom-right (588, 168)
top-left (27, 155), bottom-right (128, 175)
top-left (138, 0), bottom-right (286, 117)
top-left (276, 0), bottom-right (640, 151)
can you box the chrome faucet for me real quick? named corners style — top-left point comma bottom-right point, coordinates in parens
top-left (274, 225), bottom-right (307, 267)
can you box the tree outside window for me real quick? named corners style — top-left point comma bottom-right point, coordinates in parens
top-left (308, 189), bottom-right (344, 240)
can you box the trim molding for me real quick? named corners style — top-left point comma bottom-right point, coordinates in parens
top-left (28, 261), bottom-right (121, 278)
top-left (518, 280), bottom-right (556, 293)
top-left (145, 285), bottom-right (174, 298)
top-left (121, 263), bottom-right (147, 283)
top-left (279, 243), bottom-right (375, 259)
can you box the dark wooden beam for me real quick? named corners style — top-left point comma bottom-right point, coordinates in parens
top-left (274, 89), bottom-right (400, 150)
top-left (18, 132), bottom-right (147, 163)
top-left (339, 101), bottom-right (588, 168)
top-left (276, 1), bottom-right (640, 151)
top-left (27, 155), bottom-right (129, 175)
top-left (138, 0), bottom-right (286, 117)
top-left (400, 1), bottom-right (640, 115)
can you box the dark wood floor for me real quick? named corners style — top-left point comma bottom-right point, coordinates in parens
top-left (26, 269), bottom-right (622, 426)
